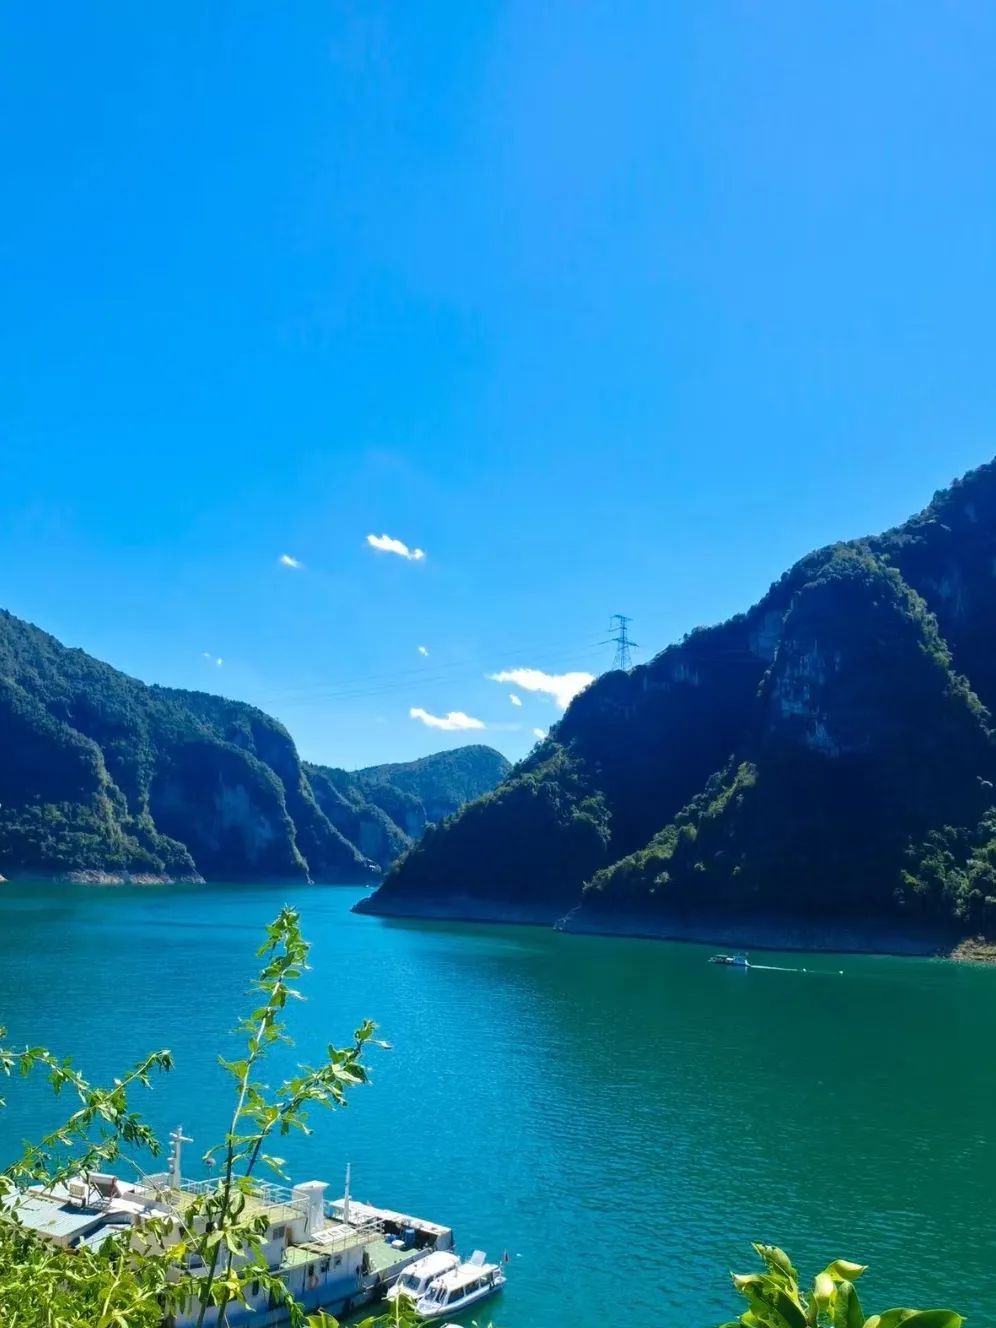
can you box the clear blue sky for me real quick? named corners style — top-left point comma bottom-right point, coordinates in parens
top-left (2, 3), bottom-right (995, 767)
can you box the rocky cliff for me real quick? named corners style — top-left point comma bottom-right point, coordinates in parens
top-left (362, 460), bottom-right (996, 940)
top-left (0, 611), bottom-right (509, 883)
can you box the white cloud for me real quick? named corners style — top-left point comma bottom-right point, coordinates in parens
top-left (202, 651), bottom-right (223, 668)
top-left (487, 668), bottom-right (594, 710)
top-left (278, 553), bottom-right (303, 569)
top-left (509, 693), bottom-right (522, 707)
top-left (201, 651), bottom-right (212, 660)
top-left (367, 533), bottom-right (425, 561)
top-left (216, 657), bottom-right (224, 668)
top-left (409, 707), bottom-right (485, 731)
top-left (533, 728), bottom-right (547, 740)
top-left (418, 645), bottom-right (430, 657)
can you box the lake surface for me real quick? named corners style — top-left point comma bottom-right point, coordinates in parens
top-left (0, 881), bottom-right (994, 1326)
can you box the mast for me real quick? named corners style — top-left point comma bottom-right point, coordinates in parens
top-left (343, 1161), bottom-right (351, 1225)
top-left (168, 1125), bottom-right (193, 1190)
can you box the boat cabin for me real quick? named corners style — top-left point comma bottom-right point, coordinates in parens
top-left (388, 1249), bottom-right (460, 1301)
top-left (415, 1252), bottom-right (504, 1320)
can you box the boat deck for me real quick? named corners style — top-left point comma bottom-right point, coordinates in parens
top-left (329, 1198), bottom-right (454, 1250)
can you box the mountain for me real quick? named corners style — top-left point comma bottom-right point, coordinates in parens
top-left (0, 610), bottom-right (508, 883)
top-left (361, 460), bottom-right (996, 944)
top-left (305, 747), bottom-right (511, 872)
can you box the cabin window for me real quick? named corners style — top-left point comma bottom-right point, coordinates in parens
top-left (320, 1257), bottom-right (330, 1273)
top-left (251, 1279), bottom-right (260, 1297)
top-left (272, 1225), bottom-right (286, 1240)
top-left (334, 1254), bottom-right (342, 1267)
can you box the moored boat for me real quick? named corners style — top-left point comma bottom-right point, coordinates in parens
top-left (385, 1249), bottom-right (460, 1303)
top-left (709, 952), bottom-right (749, 967)
top-left (415, 1250), bottom-right (506, 1320)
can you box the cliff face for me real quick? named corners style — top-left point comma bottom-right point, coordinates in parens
top-left (0, 612), bottom-right (509, 883)
top-left (364, 460), bottom-right (996, 937)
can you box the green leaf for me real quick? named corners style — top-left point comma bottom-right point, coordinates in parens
top-left (895, 1314), bottom-right (963, 1328)
top-left (813, 1273), bottom-right (835, 1306)
top-left (833, 1281), bottom-right (865, 1328)
top-left (734, 1278), bottom-right (807, 1328)
top-left (754, 1245), bottom-right (800, 1281)
top-left (825, 1260), bottom-right (868, 1284)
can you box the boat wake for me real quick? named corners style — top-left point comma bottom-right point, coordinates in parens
top-left (747, 962), bottom-right (845, 976)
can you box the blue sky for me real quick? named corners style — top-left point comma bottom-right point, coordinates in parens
top-left (2, 2), bottom-right (995, 767)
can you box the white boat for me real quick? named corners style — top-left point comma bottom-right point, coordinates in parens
top-left (385, 1249), bottom-right (460, 1302)
top-left (415, 1250), bottom-right (506, 1321)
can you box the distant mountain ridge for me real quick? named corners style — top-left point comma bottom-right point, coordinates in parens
top-left (362, 459), bottom-right (996, 945)
top-left (0, 610), bottom-right (509, 883)
top-left (305, 747), bottom-right (511, 873)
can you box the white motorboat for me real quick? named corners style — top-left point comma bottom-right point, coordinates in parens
top-left (415, 1250), bottom-right (506, 1321)
top-left (385, 1249), bottom-right (460, 1303)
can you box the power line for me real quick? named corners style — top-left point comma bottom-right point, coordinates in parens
top-left (248, 637), bottom-right (610, 710)
top-left (602, 614), bottom-right (639, 671)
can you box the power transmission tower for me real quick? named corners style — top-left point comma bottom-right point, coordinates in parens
top-left (603, 614), bottom-right (638, 671)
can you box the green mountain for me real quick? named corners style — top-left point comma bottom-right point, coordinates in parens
top-left (0, 610), bottom-right (508, 882)
top-left (362, 460), bottom-right (996, 941)
top-left (305, 747), bottom-right (511, 872)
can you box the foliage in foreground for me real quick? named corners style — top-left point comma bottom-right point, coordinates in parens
top-left (0, 907), bottom-right (384, 1328)
top-left (721, 1244), bottom-right (963, 1328)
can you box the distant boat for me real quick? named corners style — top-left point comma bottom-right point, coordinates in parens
top-left (709, 952), bottom-right (749, 967)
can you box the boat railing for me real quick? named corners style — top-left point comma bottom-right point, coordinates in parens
top-left (308, 1216), bottom-right (384, 1250)
top-left (175, 1178), bottom-right (308, 1214)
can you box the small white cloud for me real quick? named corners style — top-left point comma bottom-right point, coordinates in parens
top-left (367, 533), bottom-right (426, 561)
top-left (216, 657), bottom-right (224, 668)
top-left (509, 693), bottom-right (522, 707)
top-left (533, 728), bottom-right (547, 740)
top-left (409, 707), bottom-right (485, 732)
top-left (278, 553), bottom-right (303, 569)
top-left (201, 651), bottom-right (212, 660)
top-left (487, 667), bottom-right (594, 710)
top-left (418, 645), bottom-right (430, 657)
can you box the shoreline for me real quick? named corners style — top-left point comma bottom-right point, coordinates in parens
top-left (353, 892), bottom-right (987, 961)
top-left (0, 871), bottom-right (373, 888)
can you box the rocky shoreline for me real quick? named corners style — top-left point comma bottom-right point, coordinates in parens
top-left (0, 869), bottom-right (206, 886)
top-left (352, 891), bottom-right (989, 960)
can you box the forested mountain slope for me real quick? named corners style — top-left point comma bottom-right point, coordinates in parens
top-left (362, 460), bottom-right (996, 939)
top-left (305, 747), bottom-right (510, 872)
top-left (0, 611), bottom-right (508, 882)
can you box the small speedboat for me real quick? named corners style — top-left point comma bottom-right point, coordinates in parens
top-left (386, 1249), bottom-right (460, 1303)
top-left (709, 952), bottom-right (749, 967)
top-left (415, 1250), bottom-right (506, 1321)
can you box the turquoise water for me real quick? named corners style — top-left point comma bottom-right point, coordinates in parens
top-left (0, 882), bottom-right (995, 1326)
